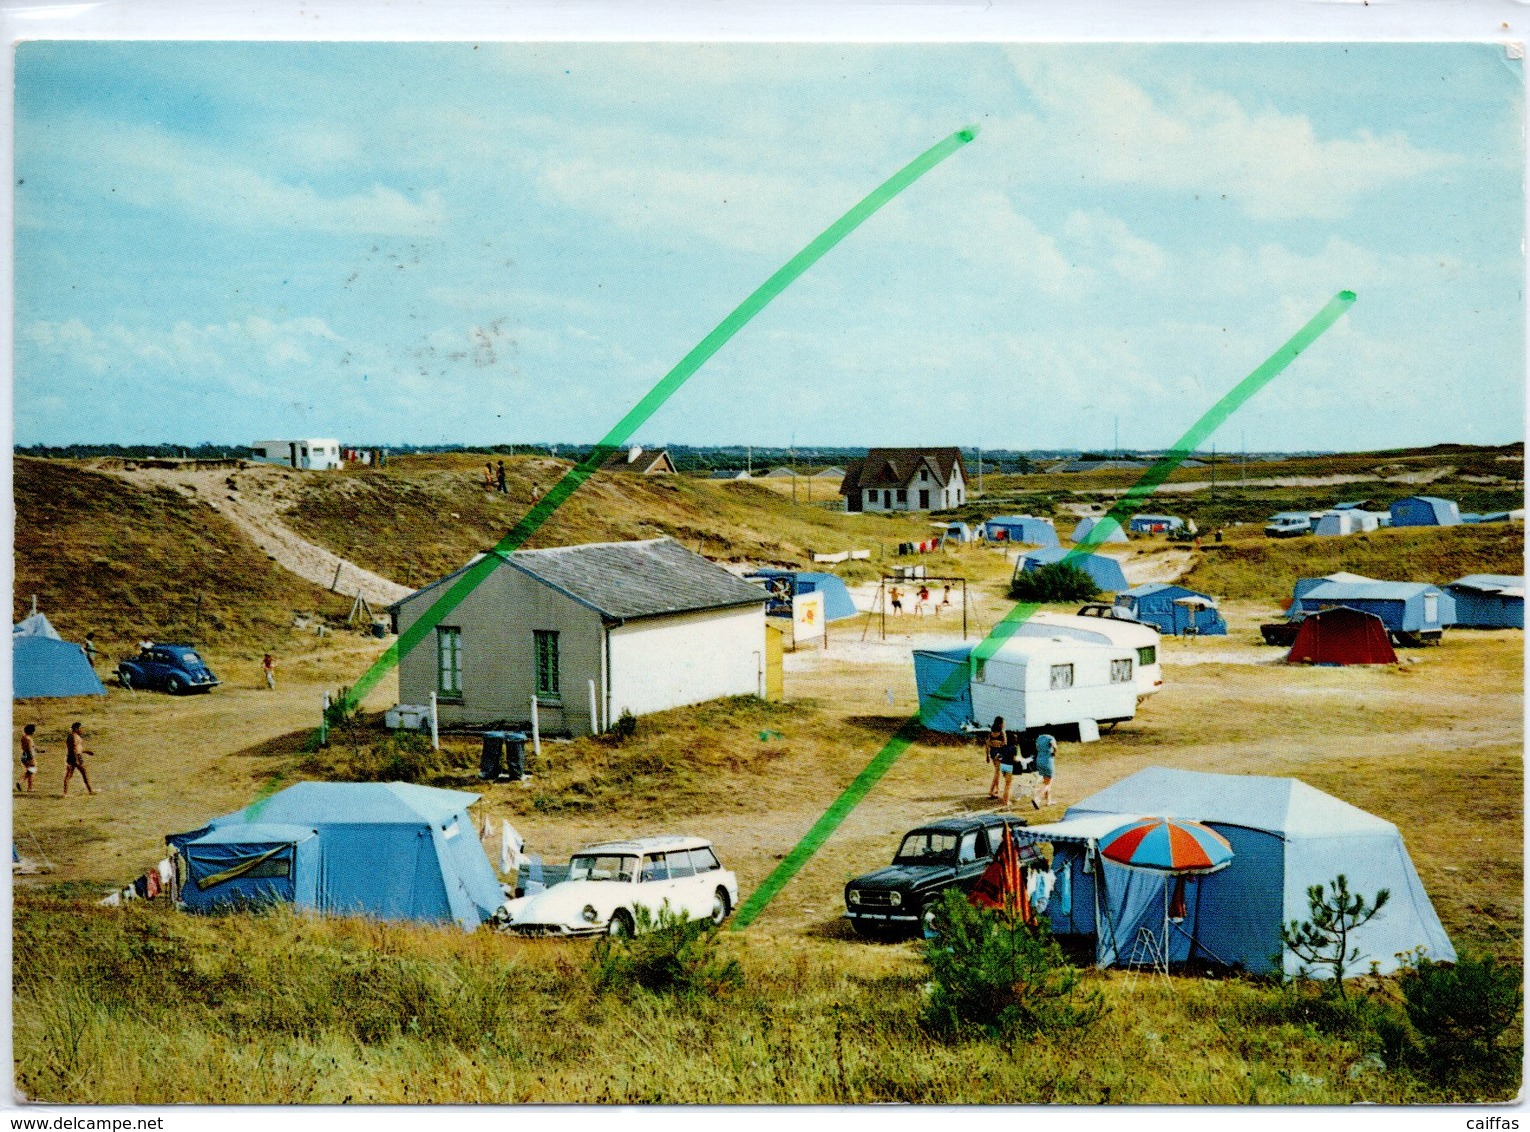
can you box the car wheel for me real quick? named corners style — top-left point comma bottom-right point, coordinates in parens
top-left (710, 887), bottom-right (732, 926)
top-left (919, 899), bottom-right (941, 938)
top-left (165, 675), bottom-right (184, 695)
top-left (607, 909), bottom-right (635, 938)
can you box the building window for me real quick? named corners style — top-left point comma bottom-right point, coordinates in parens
top-left (865, 490), bottom-right (876, 507)
top-left (535, 630), bottom-right (560, 698)
top-left (437, 627), bottom-right (462, 696)
top-left (1050, 663), bottom-right (1074, 691)
top-left (896, 489), bottom-right (908, 504)
top-left (1111, 658), bottom-right (1134, 684)
top-left (920, 468), bottom-right (929, 482)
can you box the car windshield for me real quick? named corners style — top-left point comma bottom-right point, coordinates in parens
top-left (567, 854), bottom-right (638, 882)
top-left (894, 831), bottom-right (960, 864)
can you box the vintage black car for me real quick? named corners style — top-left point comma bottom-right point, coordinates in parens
top-left (844, 813), bottom-right (1041, 938)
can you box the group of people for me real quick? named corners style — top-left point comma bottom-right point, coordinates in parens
top-left (17, 721), bottom-right (96, 796)
top-left (887, 583), bottom-right (953, 617)
top-left (480, 460), bottom-right (542, 502)
top-left (984, 716), bottom-right (1056, 810)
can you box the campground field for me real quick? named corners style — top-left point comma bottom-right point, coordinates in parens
top-left (11, 447), bottom-right (1525, 1105)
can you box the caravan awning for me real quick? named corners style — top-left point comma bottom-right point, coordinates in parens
top-left (1012, 813), bottom-right (1149, 847)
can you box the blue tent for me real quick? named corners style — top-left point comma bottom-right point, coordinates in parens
top-left (1017, 547), bottom-right (1129, 593)
top-left (1128, 514), bottom-right (1184, 534)
top-left (982, 515), bottom-right (1060, 547)
top-left (13, 614), bottom-right (105, 699)
top-left (1071, 515), bottom-right (1128, 545)
top-left (1389, 496), bottom-right (1462, 527)
top-left (746, 569), bottom-right (857, 621)
top-left (911, 646), bottom-right (976, 733)
top-left (1115, 583), bottom-right (1227, 636)
top-left (1445, 575), bottom-right (1524, 628)
top-left (168, 781), bottom-right (503, 930)
top-left (1020, 767), bottom-right (1455, 976)
top-left (1293, 580), bottom-right (1455, 636)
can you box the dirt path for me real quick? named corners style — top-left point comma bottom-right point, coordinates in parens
top-left (94, 462), bottom-right (411, 607)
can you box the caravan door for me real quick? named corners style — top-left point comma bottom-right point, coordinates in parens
top-left (969, 652), bottom-right (1028, 729)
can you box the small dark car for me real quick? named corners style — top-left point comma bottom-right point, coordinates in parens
top-left (844, 813), bottom-right (1040, 938)
top-left (117, 643), bottom-right (220, 694)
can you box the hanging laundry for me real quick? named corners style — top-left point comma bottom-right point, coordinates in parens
top-left (1027, 869), bottom-right (1056, 915)
top-left (1054, 863), bottom-right (1072, 916)
top-left (157, 858), bottom-right (174, 886)
top-left (145, 870), bottom-right (160, 899)
top-left (98, 891), bottom-right (120, 907)
top-left (121, 886), bottom-right (137, 902)
top-left (133, 875), bottom-right (149, 899)
top-left (500, 820), bottom-right (524, 876)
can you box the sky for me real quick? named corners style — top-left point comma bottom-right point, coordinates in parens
top-left (12, 42), bottom-right (1526, 452)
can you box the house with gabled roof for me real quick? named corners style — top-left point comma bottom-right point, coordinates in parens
top-left (839, 447), bottom-right (967, 512)
top-left (599, 446), bottom-right (677, 475)
top-left (388, 539), bottom-right (768, 732)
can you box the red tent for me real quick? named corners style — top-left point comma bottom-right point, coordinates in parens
top-left (1286, 606), bottom-right (1397, 666)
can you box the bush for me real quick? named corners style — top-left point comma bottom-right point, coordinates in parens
top-left (921, 889), bottom-right (1103, 1040)
top-left (611, 709), bottom-right (638, 741)
top-left (588, 905), bottom-right (743, 1000)
top-left (1009, 562), bottom-right (1099, 604)
top-left (1400, 953), bottom-right (1522, 1094)
top-left (306, 728), bottom-right (467, 784)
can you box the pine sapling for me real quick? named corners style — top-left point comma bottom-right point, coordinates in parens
top-left (1280, 874), bottom-right (1390, 996)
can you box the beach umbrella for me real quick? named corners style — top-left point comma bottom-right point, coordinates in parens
top-left (1099, 816), bottom-right (1232, 875)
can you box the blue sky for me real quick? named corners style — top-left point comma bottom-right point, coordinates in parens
top-left (13, 42), bottom-right (1525, 451)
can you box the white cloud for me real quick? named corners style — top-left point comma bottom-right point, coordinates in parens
top-left (1004, 55), bottom-right (1455, 220)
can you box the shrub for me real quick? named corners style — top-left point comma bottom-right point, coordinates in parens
top-left (1400, 953), bottom-right (1522, 1094)
top-left (588, 905), bottom-right (743, 1000)
top-left (1009, 562), bottom-right (1099, 603)
top-left (921, 889), bottom-right (1103, 1040)
top-left (612, 709), bottom-right (638, 741)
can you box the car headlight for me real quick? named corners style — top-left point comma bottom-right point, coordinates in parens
top-left (848, 890), bottom-right (861, 905)
top-left (889, 892), bottom-right (902, 907)
top-left (581, 904), bottom-right (598, 923)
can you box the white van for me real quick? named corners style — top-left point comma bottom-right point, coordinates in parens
top-left (1013, 611), bottom-right (1163, 699)
top-left (969, 637), bottom-right (1139, 741)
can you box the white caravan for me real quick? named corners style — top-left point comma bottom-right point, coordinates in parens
top-left (969, 636), bottom-right (1139, 741)
top-left (1011, 610), bottom-right (1163, 699)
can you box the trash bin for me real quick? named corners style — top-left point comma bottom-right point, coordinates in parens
top-left (480, 732), bottom-right (507, 779)
top-left (502, 731), bottom-right (528, 781)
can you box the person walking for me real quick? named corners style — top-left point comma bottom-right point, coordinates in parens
top-left (83, 633), bottom-right (98, 668)
top-left (889, 586), bottom-right (904, 617)
top-left (63, 722), bottom-right (94, 796)
top-left (262, 653), bottom-right (276, 690)
top-left (1032, 730), bottom-right (1057, 809)
top-left (985, 716), bottom-right (1006, 799)
top-left (496, 460), bottom-right (508, 494)
top-left (17, 724), bottom-right (37, 793)
top-left (997, 728), bottom-right (1022, 809)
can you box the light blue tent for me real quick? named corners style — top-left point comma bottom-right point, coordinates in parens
top-left (1019, 767), bottom-right (1455, 976)
top-left (1115, 583), bottom-right (1227, 636)
top-left (1293, 580), bottom-right (1455, 637)
top-left (746, 569), bottom-right (857, 621)
top-left (1017, 547), bottom-right (1130, 593)
top-left (1389, 496), bottom-right (1462, 527)
top-left (982, 515), bottom-right (1060, 547)
top-left (911, 646), bottom-right (976, 733)
top-left (1445, 575), bottom-right (1524, 628)
top-left (168, 781), bottom-right (503, 930)
top-left (176, 824), bottom-right (321, 914)
top-left (1071, 516), bottom-right (1128, 545)
top-left (13, 613), bottom-right (106, 699)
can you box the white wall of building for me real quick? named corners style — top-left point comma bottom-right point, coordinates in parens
top-left (858, 458), bottom-right (965, 512)
top-left (607, 605), bottom-right (765, 719)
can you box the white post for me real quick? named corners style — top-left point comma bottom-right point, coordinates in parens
top-left (588, 678), bottom-right (599, 735)
top-left (530, 695), bottom-right (542, 758)
top-left (429, 691), bottom-right (440, 750)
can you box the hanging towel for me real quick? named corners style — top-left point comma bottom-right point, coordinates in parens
top-left (98, 891), bottom-right (120, 907)
top-left (500, 820), bottom-right (524, 876)
top-left (157, 858), bottom-right (174, 886)
top-left (1027, 869), bottom-right (1056, 915)
top-left (1054, 863), bottom-right (1071, 916)
top-left (480, 814), bottom-right (493, 840)
top-left (145, 870), bottom-right (160, 899)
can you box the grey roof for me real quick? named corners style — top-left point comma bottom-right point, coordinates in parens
top-left (1301, 580), bottom-right (1441, 602)
top-left (1448, 574), bottom-right (1524, 594)
top-left (393, 538), bottom-right (768, 623)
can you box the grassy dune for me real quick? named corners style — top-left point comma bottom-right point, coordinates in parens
top-left (14, 894), bottom-right (1504, 1105)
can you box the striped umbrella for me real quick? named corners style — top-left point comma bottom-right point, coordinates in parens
top-left (1099, 816), bottom-right (1233, 876)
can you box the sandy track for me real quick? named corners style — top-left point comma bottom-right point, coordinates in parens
top-left (93, 462), bottom-right (412, 607)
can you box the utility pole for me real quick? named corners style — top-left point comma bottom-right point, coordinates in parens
top-left (1114, 416), bottom-right (1119, 459)
top-left (977, 442), bottom-right (983, 497)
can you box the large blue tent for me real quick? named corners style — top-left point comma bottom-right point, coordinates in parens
top-left (1017, 547), bottom-right (1130, 593)
top-left (1445, 575), bottom-right (1524, 628)
top-left (982, 516), bottom-right (1060, 547)
top-left (168, 781), bottom-right (503, 930)
top-left (1291, 580), bottom-right (1455, 636)
top-left (1019, 767), bottom-right (1455, 976)
top-left (746, 569), bottom-right (858, 621)
top-left (13, 614), bottom-right (105, 699)
top-left (1115, 583), bottom-right (1227, 636)
top-left (1389, 496), bottom-right (1462, 527)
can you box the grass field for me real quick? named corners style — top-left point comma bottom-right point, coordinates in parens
top-left (9, 449), bottom-right (1525, 1105)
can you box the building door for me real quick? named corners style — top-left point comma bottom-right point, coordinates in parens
top-left (919, 489), bottom-right (930, 509)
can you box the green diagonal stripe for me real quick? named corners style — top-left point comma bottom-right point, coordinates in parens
top-left (334, 126), bottom-right (980, 714)
top-left (731, 289), bottom-right (1355, 929)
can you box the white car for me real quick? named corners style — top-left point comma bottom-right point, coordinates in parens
top-left (499, 836), bottom-right (740, 937)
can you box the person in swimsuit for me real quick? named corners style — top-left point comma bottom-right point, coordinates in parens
top-left (17, 724), bottom-right (37, 793)
top-left (63, 722), bottom-right (94, 796)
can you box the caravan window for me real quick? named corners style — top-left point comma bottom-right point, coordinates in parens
top-left (1137, 645), bottom-right (1157, 667)
top-left (1050, 664), bottom-right (1074, 691)
top-left (1110, 658), bottom-right (1134, 684)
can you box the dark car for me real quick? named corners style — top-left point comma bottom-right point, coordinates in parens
top-left (844, 813), bottom-right (1040, 938)
top-left (117, 643), bottom-right (220, 694)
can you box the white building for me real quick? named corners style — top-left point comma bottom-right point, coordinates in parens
top-left (251, 438), bottom-right (342, 470)
top-left (840, 447), bottom-right (967, 512)
top-left (388, 539), bottom-right (770, 732)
